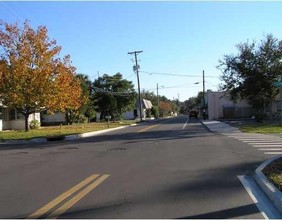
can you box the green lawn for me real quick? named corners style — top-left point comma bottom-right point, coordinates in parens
top-left (0, 121), bottom-right (136, 141)
top-left (263, 159), bottom-right (282, 192)
top-left (239, 123), bottom-right (282, 133)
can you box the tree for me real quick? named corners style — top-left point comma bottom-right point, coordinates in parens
top-left (93, 73), bottom-right (136, 120)
top-left (54, 58), bottom-right (86, 125)
top-left (76, 74), bottom-right (96, 122)
top-left (0, 20), bottom-right (83, 130)
top-left (159, 101), bottom-right (172, 117)
top-left (180, 94), bottom-right (201, 115)
top-left (218, 35), bottom-right (282, 121)
top-left (140, 90), bottom-right (158, 106)
top-left (151, 106), bottom-right (158, 118)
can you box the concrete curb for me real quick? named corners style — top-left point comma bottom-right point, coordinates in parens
top-left (199, 119), bottom-right (241, 133)
top-left (199, 119), bottom-right (212, 132)
top-left (1, 123), bottom-right (137, 145)
top-left (64, 124), bottom-right (137, 141)
top-left (253, 155), bottom-right (282, 213)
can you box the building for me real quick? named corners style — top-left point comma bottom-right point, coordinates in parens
top-left (207, 91), bottom-right (252, 120)
top-left (0, 105), bottom-right (40, 131)
top-left (41, 112), bottom-right (66, 126)
top-left (124, 99), bottom-right (153, 120)
top-left (207, 91), bottom-right (282, 120)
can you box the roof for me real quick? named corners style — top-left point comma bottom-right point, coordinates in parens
top-left (135, 99), bottom-right (153, 109)
top-left (142, 99), bottom-right (153, 109)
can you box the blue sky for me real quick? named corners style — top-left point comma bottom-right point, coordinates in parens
top-left (1, 1), bottom-right (282, 101)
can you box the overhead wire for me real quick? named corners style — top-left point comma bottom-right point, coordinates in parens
top-left (140, 70), bottom-right (219, 79)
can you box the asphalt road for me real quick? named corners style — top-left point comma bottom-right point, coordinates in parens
top-left (0, 115), bottom-right (271, 218)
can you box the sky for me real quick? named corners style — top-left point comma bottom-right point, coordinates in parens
top-left (1, 1), bottom-right (282, 101)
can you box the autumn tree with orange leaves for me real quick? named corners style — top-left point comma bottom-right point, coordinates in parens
top-left (159, 101), bottom-right (173, 117)
top-left (0, 21), bottom-right (85, 131)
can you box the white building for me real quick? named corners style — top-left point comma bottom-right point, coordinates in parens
top-left (124, 99), bottom-right (153, 120)
top-left (207, 91), bottom-right (252, 120)
top-left (207, 91), bottom-right (282, 120)
top-left (0, 106), bottom-right (40, 131)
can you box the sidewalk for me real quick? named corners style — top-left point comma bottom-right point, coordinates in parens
top-left (200, 120), bottom-right (241, 133)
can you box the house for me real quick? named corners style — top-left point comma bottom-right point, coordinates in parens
top-left (124, 99), bottom-right (153, 120)
top-left (0, 105), bottom-right (40, 131)
top-left (41, 112), bottom-right (66, 126)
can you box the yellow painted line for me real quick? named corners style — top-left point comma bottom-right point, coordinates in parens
top-left (28, 174), bottom-right (100, 219)
top-left (47, 174), bottom-right (110, 219)
top-left (137, 124), bottom-right (159, 133)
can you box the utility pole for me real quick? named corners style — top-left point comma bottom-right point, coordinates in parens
top-left (203, 70), bottom-right (205, 108)
top-left (280, 75), bottom-right (282, 125)
top-left (157, 83), bottom-right (159, 119)
top-left (128, 50), bottom-right (143, 122)
top-left (202, 70), bottom-right (206, 119)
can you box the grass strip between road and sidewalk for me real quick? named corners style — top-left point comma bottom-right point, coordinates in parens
top-left (238, 122), bottom-right (282, 191)
top-left (0, 121), bottom-right (136, 141)
top-left (262, 159), bottom-right (282, 192)
top-left (239, 123), bottom-right (282, 133)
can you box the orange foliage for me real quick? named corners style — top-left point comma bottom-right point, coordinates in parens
top-left (0, 21), bottom-right (84, 116)
top-left (159, 101), bottom-right (173, 112)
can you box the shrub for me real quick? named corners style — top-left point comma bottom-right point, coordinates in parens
top-left (254, 111), bottom-right (266, 123)
top-left (30, 120), bottom-right (40, 129)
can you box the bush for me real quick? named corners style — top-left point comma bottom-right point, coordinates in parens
top-left (75, 114), bottom-right (87, 124)
top-left (30, 120), bottom-right (40, 129)
top-left (151, 106), bottom-right (158, 118)
top-left (254, 111), bottom-right (266, 123)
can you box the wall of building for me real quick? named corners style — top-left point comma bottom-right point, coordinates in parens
top-left (124, 111), bottom-right (135, 120)
top-left (41, 112), bottom-right (66, 125)
top-left (124, 108), bottom-right (146, 120)
top-left (207, 91), bottom-right (252, 120)
top-left (2, 112), bottom-right (41, 130)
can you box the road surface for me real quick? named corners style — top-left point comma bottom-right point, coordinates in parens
top-left (0, 116), bottom-right (272, 218)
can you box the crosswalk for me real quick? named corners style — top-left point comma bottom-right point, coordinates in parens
top-left (223, 132), bottom-right (282, 155)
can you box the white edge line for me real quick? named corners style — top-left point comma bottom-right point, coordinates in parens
top-left (264, 152), bottom-right (282, 155)
top-left (238, 175), bottom-right (268, 219)
top-left (182, 116), bottom-right (189, 129)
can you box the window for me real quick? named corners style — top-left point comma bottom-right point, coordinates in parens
top-left (9, 109), bottom-right (25, 120)
top-left (2, 108), bottom-right (8, 121)
top-left (9, 109), bottom-right (16, 120)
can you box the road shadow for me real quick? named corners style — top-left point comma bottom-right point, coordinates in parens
top-left (42, 161), bottom-right (264, 219)
top-left (176, 204), bottom-right (259, 219)
top-left (0, 118), bottom-right (212, 151)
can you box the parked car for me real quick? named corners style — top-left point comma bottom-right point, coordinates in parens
top-left (189, 110), bottom-right (199, 118)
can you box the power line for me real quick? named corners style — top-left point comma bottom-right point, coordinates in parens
top-left (140, 70), bottom-right (219, 78)
top-left (92, 86), bottom-right (136, 96)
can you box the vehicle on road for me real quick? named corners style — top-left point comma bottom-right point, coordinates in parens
top-left (189, 109), bottom-right (199, 118)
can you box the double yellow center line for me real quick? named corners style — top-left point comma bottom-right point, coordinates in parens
top-left (28, 174), bottom-right (110, 219)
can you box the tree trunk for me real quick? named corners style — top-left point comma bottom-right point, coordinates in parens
top-left (24, 113), bottom-right (30, 132)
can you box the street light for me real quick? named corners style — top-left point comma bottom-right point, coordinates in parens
top-left (192, 71), bottom-right (206, 119)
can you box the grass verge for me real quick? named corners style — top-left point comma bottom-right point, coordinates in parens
top-left (239, 123), bottom-right (282, 133)
top-left (262, 159), bottom-right (282, 192)
top-left (0, 121), bottom-right (136, 141)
